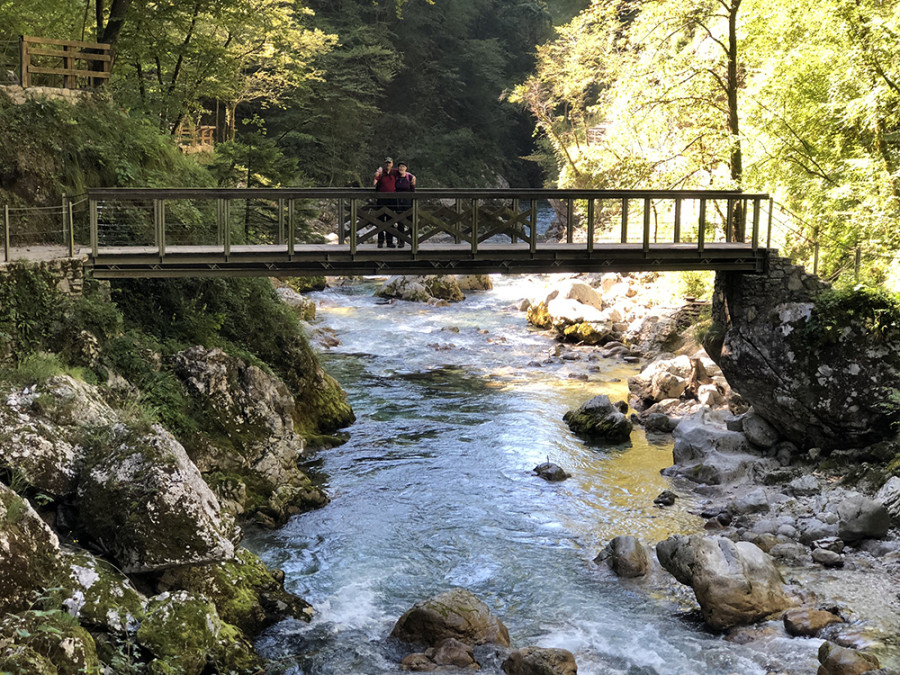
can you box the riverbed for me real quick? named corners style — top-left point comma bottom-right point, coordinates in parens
top-left (246, 275), bottom-right (823, 674)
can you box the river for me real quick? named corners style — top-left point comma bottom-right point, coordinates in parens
top-left (245, 275), bottom-right (822, 674)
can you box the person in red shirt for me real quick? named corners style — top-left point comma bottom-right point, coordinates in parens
top-left (373, 157), bottom-right (398, 248)
top-left (393, 162), bottom-right (416, 249)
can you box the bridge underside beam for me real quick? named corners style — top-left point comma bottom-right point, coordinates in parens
top-left (88, 243), bottom-right (767, 278)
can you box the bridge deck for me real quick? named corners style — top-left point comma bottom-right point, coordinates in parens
top-left (90, 242), bottom-right (766, 278)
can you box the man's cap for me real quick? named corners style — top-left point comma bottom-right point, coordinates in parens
top-left (397, 161), bottom-right (407, 167)
top-left (384, 157), bottom-right (393, 163)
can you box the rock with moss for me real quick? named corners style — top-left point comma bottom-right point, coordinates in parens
top-left (276, 287), bottom-right (316, 322)
top-left (391, 587), bottom-right (510, 647)
top-left (78, 424), bottom-right (237, 573)
top-left (563, 395), bottom-right (632, 444)
top-left (50, 550), bottom-right (144, 634)
top-left (136, 590), bottom-right (261, 675)
top-left (377, 275), bottom-right (465, 303)
top-left (455, 274), bottom-right (493, 291)
top-left (707, 259), bottom-right (900, 450)
top-left (0, 483), bottom-right (62, 614)
top-left (156, 547), bottom-right (313, 636)
top-left (172, 346), bottom-right (329, 524)
top-left (0, 376), bottom-right (117, 498)
top-left (0, 643), bottom-right (58, 675)
top-left (0, 610), bottom-right (100, 675)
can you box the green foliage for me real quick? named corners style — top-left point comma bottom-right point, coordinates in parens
top-left (0, 352), bottom-right (89, 387)
top-left (0, 266), bottom-right (65, 363)
top-left (677, 271), bottom-right (714, 300)
top-left (805, 286), bottom-right (900, 345)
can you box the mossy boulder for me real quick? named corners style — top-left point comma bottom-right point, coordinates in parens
top-left (0, 643), bottom-right (58, 674)
top-left (563, 395), bottom-right (633, 444)
top-left (78, 425), bottom-right (236, 573)
top-left (0, 376), bottom-right (117, 499)
top-left (136, 591), bottom-right (261, 675)
top-left (0, 610), bottom-right (100, 675)
top-left (172, 346), bottom-right (330, 524)
top-left (0, 483), bottom-right (62, 614)
top-left (156, 548), bottom-right (313, 636)
top-left (276, 287), bottom-right (317, 322)
top-left (49, 550), bottom-right (144, 634)
top-left (377, 275), bottom-right (465, 303)
top-left (561, 321), bottom-right (611, 345)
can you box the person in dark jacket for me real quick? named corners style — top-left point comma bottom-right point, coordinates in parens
top-left (393, 162), bottom-right (416, 249)
top-left (373, 157), bottom-right (398, 248)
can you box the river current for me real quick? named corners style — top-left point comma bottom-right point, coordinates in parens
top-left (246, 275), bottom-right (822, 674)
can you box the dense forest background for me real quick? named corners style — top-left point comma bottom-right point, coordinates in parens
top-left (0, 0), bottom-right (898, 285)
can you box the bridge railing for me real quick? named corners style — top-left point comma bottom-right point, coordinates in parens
top-left (86, 187), bottom-right (771, 257)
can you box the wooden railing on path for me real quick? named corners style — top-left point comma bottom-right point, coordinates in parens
top-left (20, 36), bottom-right (111, 89)
top-left (86, 187), bottom-right (772, 278)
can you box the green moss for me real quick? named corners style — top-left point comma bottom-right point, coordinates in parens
top-left (805, 286), bottom-right (900, 347)
top-left (0, 610), bottom-right (100, 675)
top-left (0, 643), bottom-right (58, 674)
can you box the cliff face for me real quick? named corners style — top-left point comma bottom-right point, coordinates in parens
top-left (705, 257), bottom-right (900, 451)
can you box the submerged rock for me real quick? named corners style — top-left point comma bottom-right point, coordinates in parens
top-left (534, 462), bottom-right (569, 482)
top-left (378, 275), bottom-right (465, 303)
top-left (391, 588), bottom-right (510, 647)
top-left (783, 608), bottom-right (843, 637)
top-left (502, 647), bottom-right (577, 675)
top-left (596, 535), bottom-right (651, 578)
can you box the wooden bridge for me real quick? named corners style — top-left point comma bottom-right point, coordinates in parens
top-left (85, 188), bottom-right (772, 278)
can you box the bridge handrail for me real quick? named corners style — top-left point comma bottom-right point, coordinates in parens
top-left (87, 187), bottom-right (769, 200)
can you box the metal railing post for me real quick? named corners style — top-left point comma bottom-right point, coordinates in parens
top-left (642, 198), bottom-right (651, 253)
top-left (566, 199), bottom-right (574, 244)
top-left (620, 198), bottom-right (629, 243)
top-left (698, 198), bottom-right (707, 253)
top-left (674, 198), bottom-right (682, 243)
top-left (349, 199), bottom-right (358, 255)
top-left (62, 194), bottom-right (67, 247)
top-left (277, 198), bottom-right (285, 245)
top-left (471, 199), bottom-right (479, 254)
top-left (287, 199), bottom-right (295, 259)
top-left (751, 198), bottom-right (760, 251)
top-left (411, 198), bottom-right (419, 255)
top-left (4, 204), bottom-right (9, 262)
top-left (217, 199), bottom-right (224, 247)
top-left (455, 200), bottom-right (463, 244)
top-left (89, 199), bottom-right (98, 257)
top-left (586, 198), bottom-right (594, 253)
top-left (725, 197), bottom-right (734, 242)
top-left (223, 200), bottom-right (231, 258)
top-left (766, 198), bottom-right (774, 250)
top-left (529, 199), bottom-right (537, 254)
top-left (338, 198), bottom-right (345, 245)
top-left (68, 196), bottom-right (75, 257)
top-left (155, 199), bottom-right (166, 259)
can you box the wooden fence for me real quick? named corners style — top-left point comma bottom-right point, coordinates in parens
top-left (19, 36), bottom-right (111, 89)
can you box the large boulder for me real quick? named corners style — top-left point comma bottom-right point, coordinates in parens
top-left (275, 287), bottom-right (316, 321)
top-left (0, 376), bottom-right (117, 498)
top-left (706, 258), bottom-right (900, 450)
top-left (390, 588), bottom-right (510, 647)
top-left (656, 534), bottom-right (792, 630)
top-left (455, 274), bottom-right (493, 291)
top-left (563, 395), bottom-right (632, 444)
top-left (0, 483), bottom-right (62, 614)
top-left (875, 476), bottom-right (900, 526)
top-left (836, 493), bottom-right (890, 542)
top-left (77, 425), bottom-right (237, 573)
top-left (817, 641), bottom-right (880, 675)
top-left (502, 647), bottom-right (578, 675)
top-left (668, 409), bottom-right (763, 484)
top-left (378, 275), bottom-right (465, 303)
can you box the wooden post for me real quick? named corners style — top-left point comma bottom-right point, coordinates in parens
top-left (566, 199), bottom-right (574, 243)
top-left (4, 204), bottom-right (9, 262)
top-left (586, 198), bottom-right (594, 253)
top-left (642, 198), bottom-right (651, 253)
top-left (277, 198), bottom-right (285, 245)
top-left (19, 36), bottom-right (29, 88)
top-left (766, 198), bottom-right (774, 250)
top-left (287, 199), bottom-right (295, 259)
top-left (674, 198), bottom-right (682, 243)
top-left (64, 43), bottom-right (75, 88)
top-left (620, 198), bottom-right (629, 243)
top-left (89, 199), bottom-right (98, 257)
top-left (698, 198), bottom-right (707, 253)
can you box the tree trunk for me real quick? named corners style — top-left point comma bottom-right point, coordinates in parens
top-left (727, 0), bottom-right (744, 240)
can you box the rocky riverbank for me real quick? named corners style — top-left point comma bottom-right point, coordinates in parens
top-left (0, 268), bottom-right (354, 672)
top-left (518, 264), bottom-right (900, 673)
